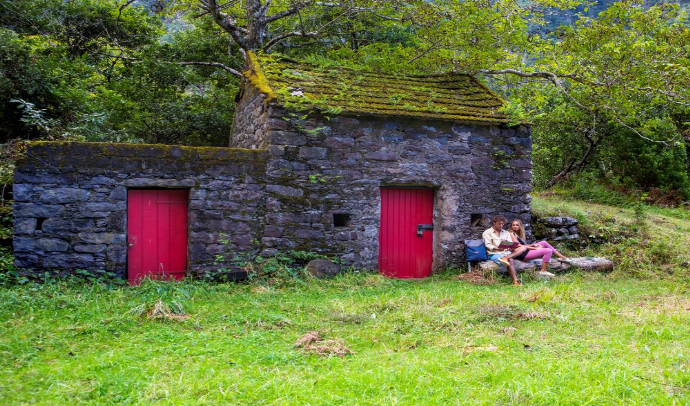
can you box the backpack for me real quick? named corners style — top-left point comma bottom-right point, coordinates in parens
top-left (464, 239), bottom-right (488, 262)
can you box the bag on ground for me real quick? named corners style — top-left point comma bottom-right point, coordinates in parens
top-left (464, 239), bottom-right (487, 262)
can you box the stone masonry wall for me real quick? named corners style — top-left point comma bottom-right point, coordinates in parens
top-left (235, 103), bottom-right (533, 271)
top-left (13, 142), bottom-right (268, 278)
top-left (229, 83), bottom-right (271, 149)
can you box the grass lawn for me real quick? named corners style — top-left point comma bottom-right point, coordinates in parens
top-left (0, 273), bottom-right (688, 405)
top-left (0, 194), bottom-right (689, 405)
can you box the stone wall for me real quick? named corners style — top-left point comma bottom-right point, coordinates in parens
top-left (534, 216), bottom-right (580, 241)
top-left (229, 83), bottom-right (272, 149)
top-left (230, 99), bottom-right (533, 270)
top-left (13, 142), bottom-right (268, 277)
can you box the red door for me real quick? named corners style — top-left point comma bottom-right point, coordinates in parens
top-left (379, 188), bottom-right (434, 278)
top-left (127, 189), bottom-right (188, 284)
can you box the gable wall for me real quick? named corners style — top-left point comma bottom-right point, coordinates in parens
top-left (259, 107), bottom-right (533, 270)
top-left (229, 82), bottom-right (272, 149)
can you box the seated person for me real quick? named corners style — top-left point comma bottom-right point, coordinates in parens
top-left (482, 215), bottom-right (521, 286)
top-left (500, 219), bottom-right (570, 277)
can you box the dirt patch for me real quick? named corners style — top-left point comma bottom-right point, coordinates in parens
top-left (295, 331), bottom-right (353, 357)
top-left (631, 295), bottom-right (690, 316)
top-left (479, 305), bottom-right (549, 321)
top-left (437, 298), bottom-right (451, 307)
top-left (455, 271), bottom-right (495, 285)
top-left (331, 312), bottom-right (368, 324)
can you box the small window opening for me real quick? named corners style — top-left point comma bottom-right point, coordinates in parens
top-left (333, 213), bottom-right (351, 227)
top-left (36, 217), bottom-right (47, 231)
top-left (470, 214), bottom-right (483, 227)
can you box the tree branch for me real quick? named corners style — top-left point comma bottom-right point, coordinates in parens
top-left (199, 0), bottom-right (250, 50)
top-left (545, 124), bottom-right (603, 188)
top-left (264, 1), bottom-right (312, 24)
top-left (264, 31), bottom-right (317, 51)
top-left (478, 69), bottom-right (604, 87)
top-left (178, 62), bottom-right (243, 78)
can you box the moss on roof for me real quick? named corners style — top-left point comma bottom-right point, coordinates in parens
top-left (244, 51), bottom-right (508, 124)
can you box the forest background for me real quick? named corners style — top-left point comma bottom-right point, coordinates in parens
top-left (1, 0), bottom-right (689, 199)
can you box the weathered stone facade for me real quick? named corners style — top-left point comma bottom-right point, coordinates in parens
top-left (13, 142), bottom-right (267, 277)
top-left (230, 95), bottom-right (533, 270)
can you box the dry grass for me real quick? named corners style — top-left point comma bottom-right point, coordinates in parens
top-left (294, 330), bottom-right (353, 357)
top-left (479, 304), bottom-right (550, 321)
top-left (128, 299), bottom-right (189, 322)
top-left (454, 270), bottom-right (495, 285)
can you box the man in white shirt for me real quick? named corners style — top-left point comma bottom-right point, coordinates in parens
top-left (482, 215), bottom-right (521, 286)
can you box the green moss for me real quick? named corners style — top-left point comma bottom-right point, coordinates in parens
top-left (246, 53), bottom-right (508, 123)
top-left (244, 51), bottom-right (276, 101)
top-left (26, 141), bottom-right (269, 165)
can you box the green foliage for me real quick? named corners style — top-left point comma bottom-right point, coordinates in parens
top-left (0, 0), bottom-right (240, 146)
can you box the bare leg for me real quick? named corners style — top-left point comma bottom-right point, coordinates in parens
top-left (507, 258), bottom-right (521, 285)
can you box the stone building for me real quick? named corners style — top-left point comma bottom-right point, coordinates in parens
top-left (13, 52), bottom-right (532, 281)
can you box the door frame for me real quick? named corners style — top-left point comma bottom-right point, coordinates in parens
top-left (126, 188), bottom-right (190, 283)
top-left (378, 186), bottom-right (437, 278)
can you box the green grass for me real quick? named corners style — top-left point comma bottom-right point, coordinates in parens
top-left (0, 273), bottom-right (688, 405)
top-left (1, 194), bottom-right (689, 405)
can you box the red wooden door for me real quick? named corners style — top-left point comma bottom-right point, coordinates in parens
top-left (379, 188), bottom-right (434, 278)
top-left (127, 189), bottom-right (188, 284)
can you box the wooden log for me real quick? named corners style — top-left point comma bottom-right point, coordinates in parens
top-left (558, 257), bottom-right (614, 272)
top-left (475, 256), bottom-right (613, 275)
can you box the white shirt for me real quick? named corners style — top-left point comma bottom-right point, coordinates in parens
top-left (482, 227), bottom-right (512, 255)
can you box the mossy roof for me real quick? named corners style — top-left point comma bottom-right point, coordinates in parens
top-left (244, 52), bottom-right (507, 124)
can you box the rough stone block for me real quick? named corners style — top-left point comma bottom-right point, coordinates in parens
top-left (12, 184), bottom-right (33, 201)
top-left (14, 218), bottom-right (37, 235)
top-left (299, 147), bottom-right (328, 160)
top-left (269, 145), bottom-right (285, 157)
top-left (83, 202), bottom-right (124, 212)
top-left (108, 214), bottom-right (126, 233)
top-left (293, 229), bottom-right (324, 239)
top-left (40, 188), bottom-right (90, 203)
top-left (41, 219), bottom-right (95, 234)
top-left (364, 151), bottom-right (397, 161)
top-left (305, 259), bottom-right (341, 279)
top-left (271, 132), bottom-right (306, 146)
top-left (266, 185), bottom-right (303, 198)
top-left (14, 253), bottom-right (39, 269)
top-left (232, 234), bottom-right (252, 247)
top-left (78, 232), bottom-right (125, 244)
top-left (43, 254), bottom-right (94, 269)
top-left (75, 244), bottom-right (106, 254)
top-left (14, 203), bottom-right (65, 218)
top-left (264, 225), bottom-right (283, 238)
top-left (324, 137), bottom-right (354, 151)
top-left (109, 186), bottom-right (127, 200)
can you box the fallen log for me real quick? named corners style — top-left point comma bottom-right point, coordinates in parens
top-left (477, 257), bottom-right (613, 274)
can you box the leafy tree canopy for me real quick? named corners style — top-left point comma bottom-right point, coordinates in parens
top-left (1, 0), bottom-right (689, 192)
